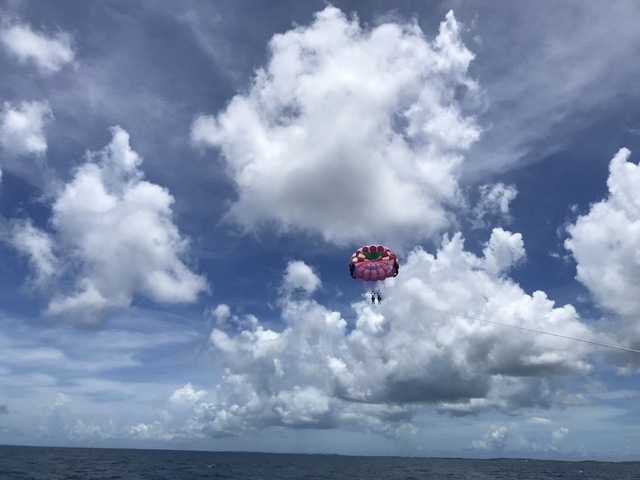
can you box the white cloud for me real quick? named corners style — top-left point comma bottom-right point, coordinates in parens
top-left (472, 183), bottom-right (518, 228)
top-left (1, 24), bottom-right (74, 74)
top-left (209, 303), bottom-right (231, 325)
top-left (46, 281), bottom-right (110, 322)
top-left (127, 421), bottom-right (175, 441)
top-left (9, 218), bottom-right (58, 288)
top-left (482, 227), bottom-right (525, 275)
top-left (528, 417), bottom-right (552, 425)
top-left (4, 346), bottom-right (66, 364)
top-left (169, 383), bottom-right (208, 406)
top-left (192, 7), bottom-right (481, 245)
top-left (66, 419), bottom-right (114, 441)
top-left (565, 148), bottom-right (640, 347)
top-left (0, 100), bottom-right (52, 157)
top-left (7, 126), bottom-right (208, 324)
top-left (470, 421), bottom-right (573, 455)
top-left (282, 260), bottom-right (321, 295)
top-left (206, 304), bottom-right (258, 331)
top-left (196, 232), bottom-right (593, 437)
top-left (471, 424), bottom-right (511, 451)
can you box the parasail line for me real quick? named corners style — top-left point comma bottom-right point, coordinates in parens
top-left (423, 305), bottom-right (640, 355)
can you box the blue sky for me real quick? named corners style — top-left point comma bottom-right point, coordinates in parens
top-left (1, 0), bottom-right (640, 460)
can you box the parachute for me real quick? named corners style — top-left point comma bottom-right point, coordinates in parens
top-left (349, 245), bottom-right (399, 282)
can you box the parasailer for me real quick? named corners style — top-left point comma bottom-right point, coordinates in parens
top-left (350, 245), bottom-right (398, 304)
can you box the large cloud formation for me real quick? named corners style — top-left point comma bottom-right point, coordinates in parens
top-left (9, 126), bottom-right (208, 324)
top-left (192, 7), bottom-right (482, 245)
top-left (565, 148), bottom-right (640, 356)
top-left (190, 229), bottom-right (592, 437)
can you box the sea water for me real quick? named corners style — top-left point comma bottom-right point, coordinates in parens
top-left (1, 445), bottom-right (639, 479)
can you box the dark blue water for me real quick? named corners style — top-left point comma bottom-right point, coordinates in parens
top-left (0, 445), bottom-right (639, 479)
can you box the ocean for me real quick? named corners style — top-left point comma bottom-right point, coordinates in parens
top-left (0, 445), bottom-right (639, 479)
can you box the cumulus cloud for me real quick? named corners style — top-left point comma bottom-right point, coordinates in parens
top-left (208, 303), bottom-right (231, 325)
top-left (565, 148), bottom-right (640, 350)
top-left (127, 421), bottom-right (176, 441)
top-left (66, 419), bottom-right (116, 441)
top-left (0, 100), bottom-right (52, 157)
top-left (471, 183), bottom-right (518, 228)
top-left (190, 231), bottom-right (593, 437)
top-left (192, 7), bottom-right (481, 245)
top-left (471, 424), bottom-right (512, 451)
top-left (8, 126), bottom-right (208, 324)
top-left (482, 227), bottom-right (525, 275)
top-left (282, 260), bottom-right (321, 295)
top-left (169, 383), bottom-right (208, 406)
top-left (1, 24), bottom-right (74, 74)
top-left (470, 421), bottom-right (571, 455)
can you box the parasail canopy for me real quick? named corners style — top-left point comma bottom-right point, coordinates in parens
top-left (349, 245), bottom-right (399, 282)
